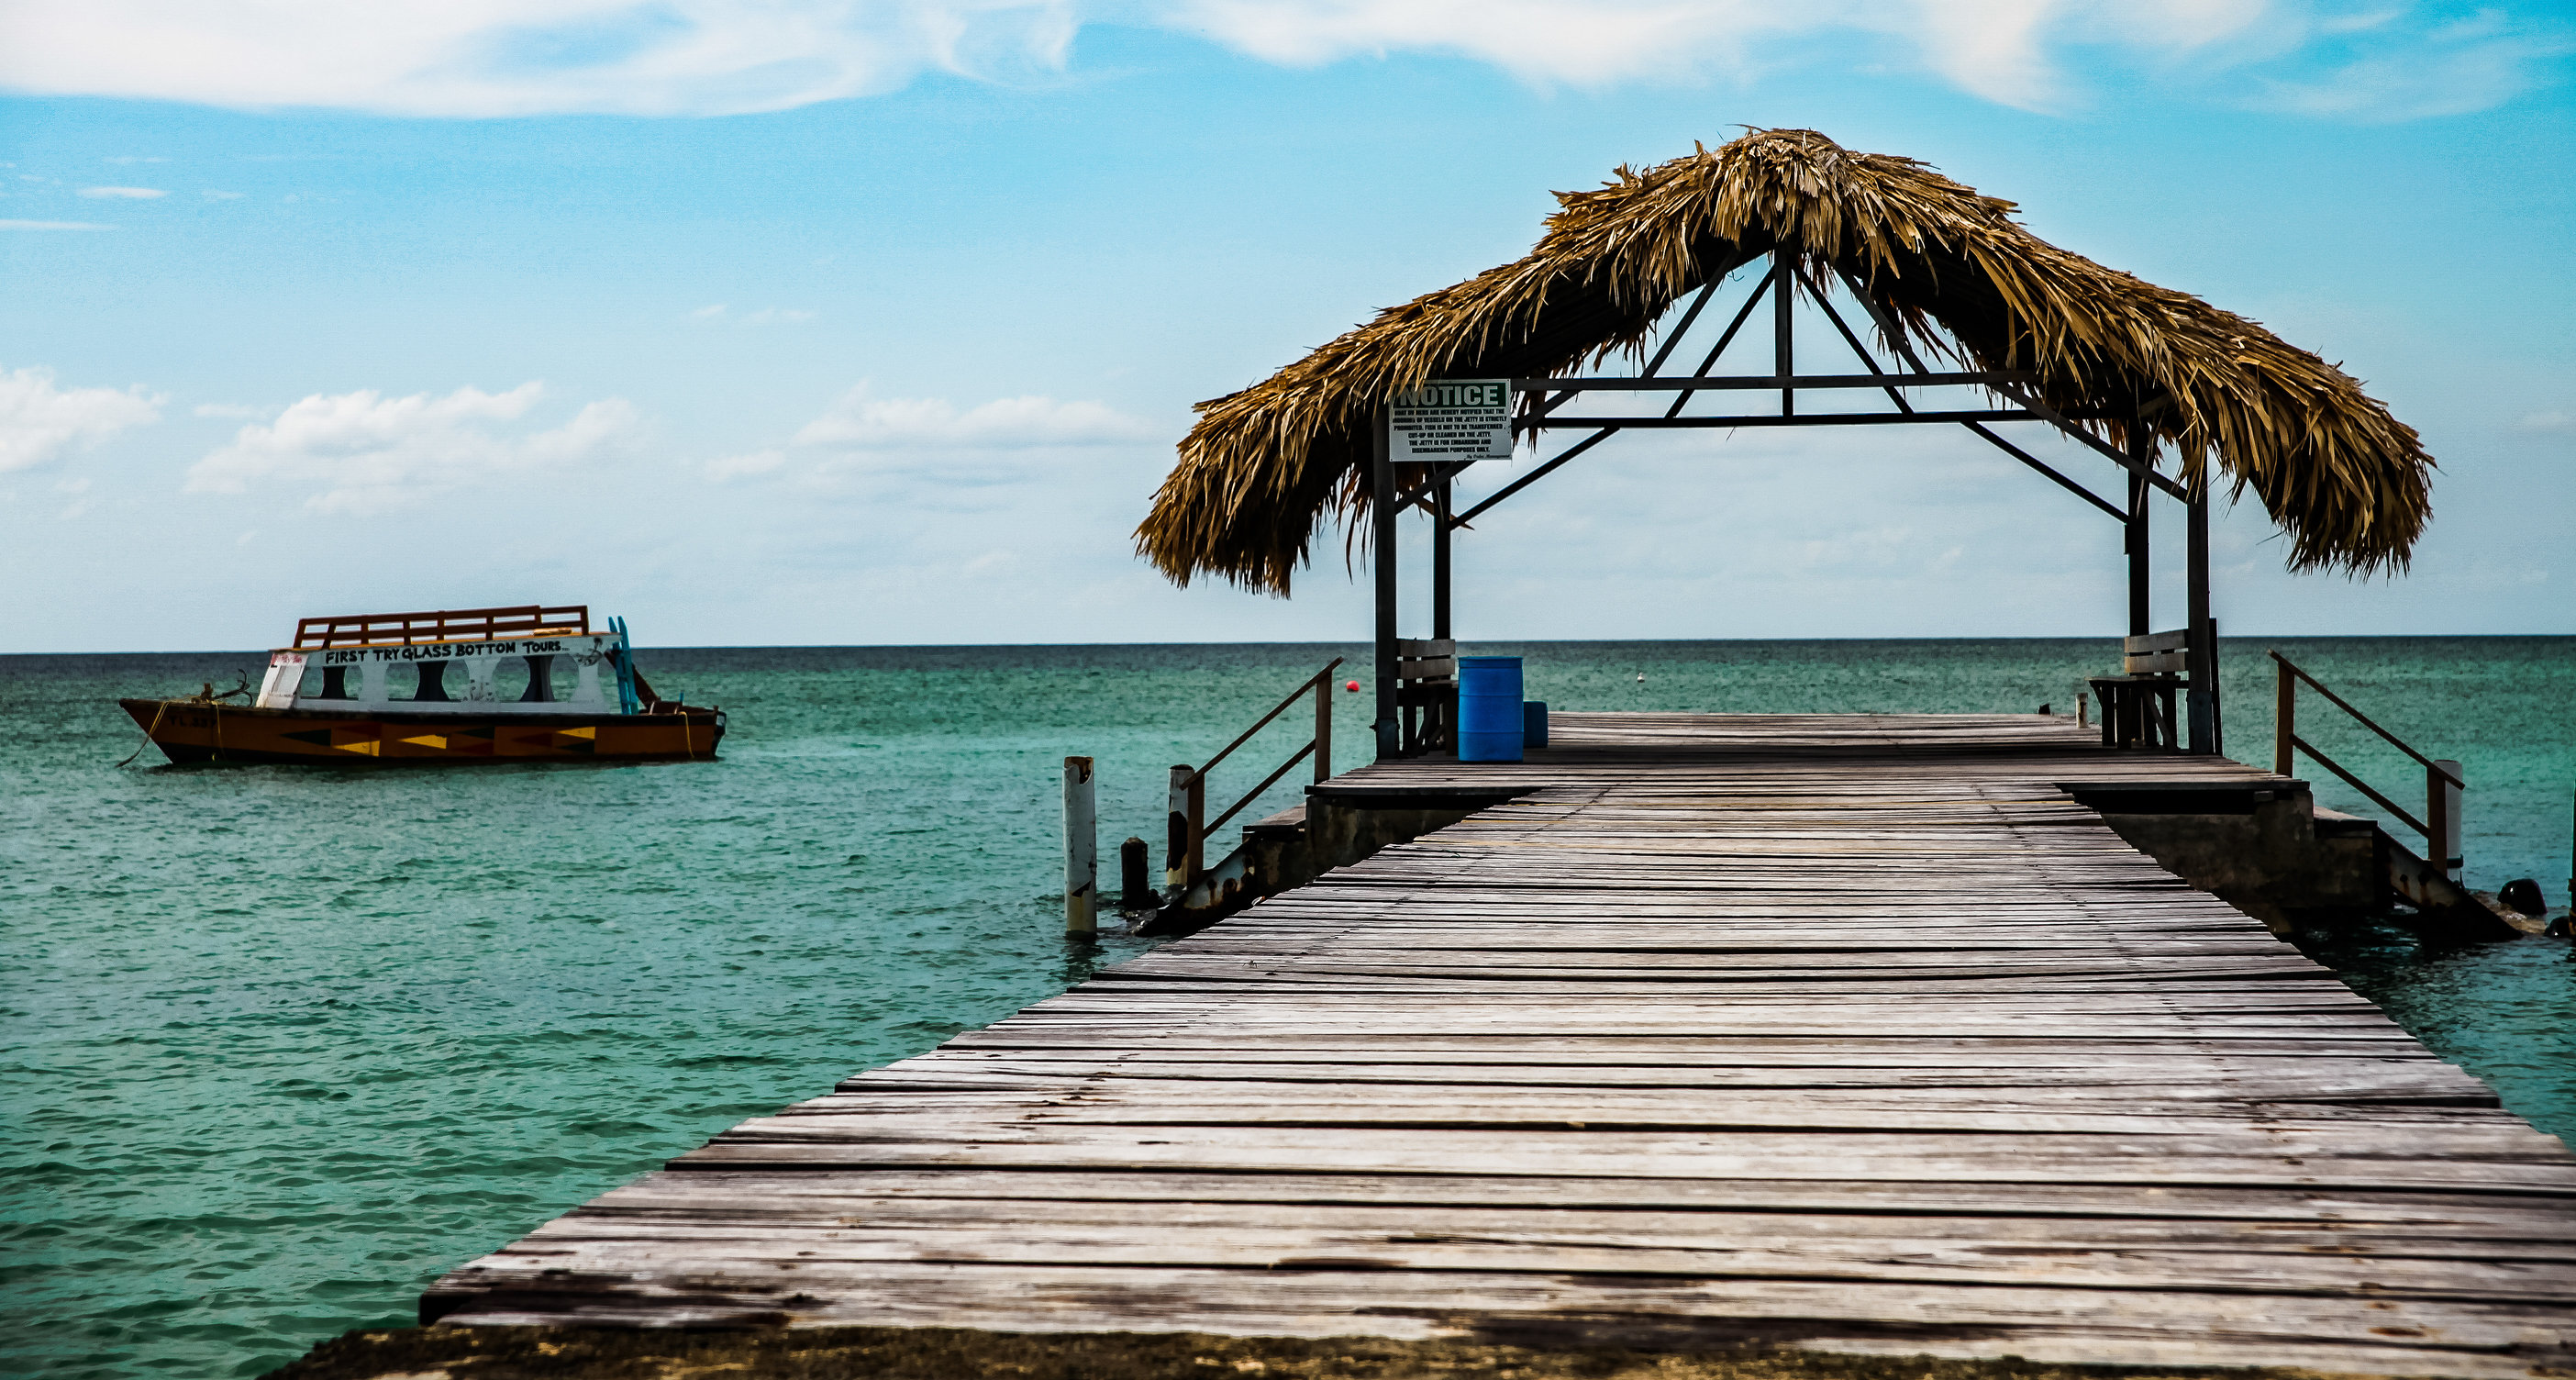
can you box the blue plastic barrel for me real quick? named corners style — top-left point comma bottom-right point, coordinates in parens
top-left (1457, 656), bottom-right (1524, 762)
top-left (1523, 701), bottom-right (1548, 748)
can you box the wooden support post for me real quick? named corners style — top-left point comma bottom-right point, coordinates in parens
top-left (1062, 756), bottom-right (1095, 936)
top-left (1313, 670), bottom-right (1332, 784)
top-left (1165, 764), bottom-right (1198, 888)
top-left (2274, 659), bottom-right (2294, 778)
top-left (1371, 405), bottom-right (1399, 761)
top-left (1118, 836), bottom-right (1152, 911)
top-left (2430, 759), bottom-right (2463, 882)
top-left (1432, 470), bottom-right (1453, 641)
top-left (1774, 250), bottom-right (1794, 418)
top-left (2186, 484), bottom-right (2215, 754)
top-left (2126, 425), bottom-right (2150, 639)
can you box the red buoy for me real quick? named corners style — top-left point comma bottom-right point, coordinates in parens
top-left (1345, 679), bottom-right (1360, 692)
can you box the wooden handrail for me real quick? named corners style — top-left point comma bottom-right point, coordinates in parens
top-left (2271, 651), bottom-right (2461, 866)
top-left (1196, 657), bottom-right (1343, 781)
top-left (1170, 659), bottom-right (1343, 888)
top-left (2271, 651), bottom-right (2461, 787)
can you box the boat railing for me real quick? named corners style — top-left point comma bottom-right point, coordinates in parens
top-left (1167, 658), bottom-right (1341, 887)
top-left (294, 605), bottom-right (592, 649)
top-left (2271, 651), bottom-right (2465, 877)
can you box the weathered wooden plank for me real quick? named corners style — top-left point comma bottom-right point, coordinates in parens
top-left (422, 711), bottom-right (2576, 1374)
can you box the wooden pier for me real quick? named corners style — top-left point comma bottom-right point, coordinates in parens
top-left (424, 713), bottom-right (2576, 1377)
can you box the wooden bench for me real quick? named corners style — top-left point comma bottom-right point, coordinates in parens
top-left (1396, 638), bottom-right (1456, 756)
top-left (2088, 629), bottom-right (2187, 751)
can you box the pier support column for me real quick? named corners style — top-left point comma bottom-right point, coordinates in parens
top-left (1432, 469), bottom-right (1452, 641)
top-left (2126, 425), bottom-right (2150, 640)
top-left (1372, 406), bottom-right (1400, 762)
top-left (2186, 483), bottom-right (2216, 754)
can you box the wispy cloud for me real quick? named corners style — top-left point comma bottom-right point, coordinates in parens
top-left (4, 0), bottom-right (2555, 118)
top-left (793, 383), bottom-right (1156, 451)
top-left (1, 218), bottom-right (116, 230)
top-left (690, 304), bottom-right (817, 324)
top-left (2240, 2), bottom-right (2573, 120)
top-left (705, 447), bottom-right (786, 482)
top-left (0, 0), bottom-right (1080, 118)
top-left (709, 383), bottom-right (1159, 489)
top-left (0, 366), bottom-right (164, 473)
top-left (77, 185), bottom-right (167, 199)
top-left (185, 382), bottom-right (645, 515)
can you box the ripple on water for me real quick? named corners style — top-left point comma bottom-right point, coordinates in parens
top-left (4, 639), bottom-right (2570, 1379)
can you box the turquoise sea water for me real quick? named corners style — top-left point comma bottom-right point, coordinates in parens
top-left (4, 638), bottom-right (2570, 1379)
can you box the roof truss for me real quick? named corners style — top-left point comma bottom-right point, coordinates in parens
top-left (1427, 249), bottom-right (2187, 534)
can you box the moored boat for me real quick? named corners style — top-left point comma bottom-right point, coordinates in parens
top-left (120, 605), bottom-right (724, 764)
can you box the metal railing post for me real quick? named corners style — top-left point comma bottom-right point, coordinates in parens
top-left (2274, 658), bottom-right (2294, 777)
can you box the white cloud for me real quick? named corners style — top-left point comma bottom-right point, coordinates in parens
top-left (689, 303), bottom-right (728, 319)
top-left (2240, 3), bottom-right (2571, 119)
top-left (1, 218), bottom-right (114, 230)
top-left (705, 447), bottom-right (786, 481)
top-left (185, 382), bottom-right (645, 514)
top-left (77, 184), bottom-right (167, 198)
top-left (2523, 409), bottom-right (2573, 434)
top-left (0, 366), bottom-right (163, 473)
top-left (203, 189), bottom-right (245, 200)
top-left (0, 0), bottom-right (1082, 118)
top-left (793, 382), bottom-right (1156, 451)
top-left (0, 0), bottom-right (2547, 120)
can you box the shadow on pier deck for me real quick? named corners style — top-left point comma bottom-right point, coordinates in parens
top-left (416, 714), bottom-right (2576, 1379)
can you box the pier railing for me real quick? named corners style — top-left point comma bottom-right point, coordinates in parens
top-left (2271, 651), bottom-right (2464, 877)
top-left (1168, 659), bottom-right (1341, 888)
top-left (294, 605), bottom-right (591, 649)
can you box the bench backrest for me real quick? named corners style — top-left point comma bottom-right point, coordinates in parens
top-left (2123, 629), bottom-right (2190, 675)
top-left (1397, 638), bottom-right (1456, 682)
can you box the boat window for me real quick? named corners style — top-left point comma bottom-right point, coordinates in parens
top-left (490, 658), bottom-right (529, 701)
top-left (299, 663), bottom-right (331, 698)
top-left (550, 655), bottom-right (579, 702)
top-left (414, 661), bottom-right (453, 702)
top-left (383, 663), bottom-right (419, 700)
top-left (519, 654), bottom-right (555, 703)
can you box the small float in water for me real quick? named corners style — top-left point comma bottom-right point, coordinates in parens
top-left (120, 604), bottom-right (724, 764)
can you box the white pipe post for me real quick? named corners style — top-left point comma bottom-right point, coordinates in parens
top-left (2433, 759), bottom-right (2464, 884)
top-left (1063, 756), bottom-right (1096, 936)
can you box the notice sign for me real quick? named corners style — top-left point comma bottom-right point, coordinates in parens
top-left (1389, 379), bottom-right (1513, 462)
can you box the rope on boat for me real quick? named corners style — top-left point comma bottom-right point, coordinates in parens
top-left (115, 701), bottom-right (172, 768)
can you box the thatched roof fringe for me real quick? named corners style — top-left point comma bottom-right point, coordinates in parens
top-left (1139, 128), bottom-right (2430, 595)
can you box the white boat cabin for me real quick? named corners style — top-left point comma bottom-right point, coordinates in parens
top-left (253, 604), bottom-right (646, 716)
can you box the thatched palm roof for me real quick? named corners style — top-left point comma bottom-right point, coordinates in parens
top-left (1138, 128), bottom-right (2433, 594)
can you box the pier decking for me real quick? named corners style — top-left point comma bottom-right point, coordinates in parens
top-left (424, 714), bottom-right (2576, 1377)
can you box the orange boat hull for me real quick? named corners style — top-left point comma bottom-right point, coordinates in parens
top-left (118, 700), bottom-right (723, 764)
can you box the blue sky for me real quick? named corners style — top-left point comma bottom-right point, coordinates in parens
top-left (3, 1), bottom-right (2570, 651)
